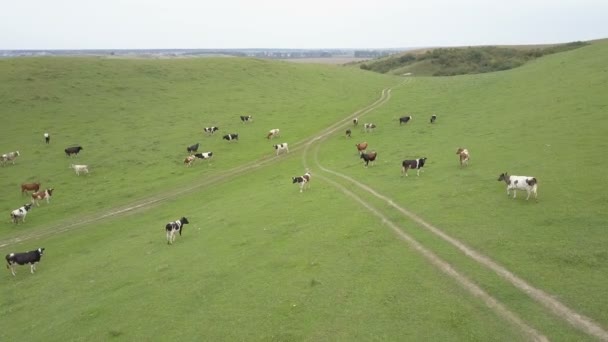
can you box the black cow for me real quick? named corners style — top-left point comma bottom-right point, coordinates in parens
top-left (360, 151), bottom-right (378, 167)
top-left (187, 143), bottom-right (199, 154)
top-left (402, 157), bottom-right (427, 176)
top-left (6, 248), bottom-right (45, 276)
top-left (345, 129), bottom-right (352, 138)
top-left (223, 133), bottom-right (239, 141)
top-left (165, 217), bottom-right (189, 244)
top-left (430, 114), bottom-right (437, 124)
top-left (240, 115), bottom-right (253, 123)
top-left (203, 127), bottom-right (219, 134)
top-left (399, 116), bottom-right (412, 125)
top-left (65, 146), bottom-right (83, 157)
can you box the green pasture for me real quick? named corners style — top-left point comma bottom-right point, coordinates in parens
top-left (1, 41), bottom-right (607, 341)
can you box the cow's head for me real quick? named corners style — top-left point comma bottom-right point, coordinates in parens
top-left (47, 188), bottom-right (54, 196)
top-left (24, 203), bottom-right (33, 211)
top-left (498, 172), bottom-right (509, 182)
top-left (37, 248), bottom-right (45, 255)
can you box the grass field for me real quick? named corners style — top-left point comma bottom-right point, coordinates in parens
top-left (1, 41), bottom-right (607, 341)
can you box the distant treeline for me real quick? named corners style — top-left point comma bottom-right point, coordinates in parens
top-left (359, 41), bottom-right (589, 76)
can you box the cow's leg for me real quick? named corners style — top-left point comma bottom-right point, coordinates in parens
top-left (10, 265), bottom-right (16, 276)
top-left (30, 263), bottom-right (36, 273)
top-left (166, 231), bottom-right (171, 244)
top-left (526, 190), bottom-right (531, 200)
top-left (512, 189), bottom-right (517, 199)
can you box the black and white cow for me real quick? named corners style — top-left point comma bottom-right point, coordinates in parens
top-left (363, 123), bottom-right (376, 132)
top-left (203, 126), bottom-right (219, 134)
top-left (353, 118), bottom-right (359, 126)
top-left (5, 248), bottom-right (45, 276)
top-left (399, 115), bottom-right (412, 125)
top-left (360, 151), bottom-right (378, 167)
top-left (223, 133), bottom-right (239, 141)
top-left (292, 171), bottom-right (311, 193)
top-left (187, 143), bottom-right (200, 154)
top-left (273, 143), bottom-right (289, 156)
top-left (430, 114), bottom-right (437, 124)
top-left (240, 115), bottom-right (253, 123)
top-left (402, 157), bottom-right (427, 176)
top-left (194, 152), bottom-right (213, 161)
top-left (10, 203), bottom-right (33, 224)
top-left (165, 217), bottom-right (189, 244)
top-left (65, 146), bottom-right (83, 157)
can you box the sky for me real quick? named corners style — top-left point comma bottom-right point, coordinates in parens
top-left (2, 0), bottom-right (608, 49)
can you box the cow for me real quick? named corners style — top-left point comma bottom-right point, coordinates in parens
top-left (65, 146), bottom-right (83, 157)
top-left (402, 157), bottom-right (427, 176)
top-left (360, 151), bottom-right (378, 167)
top-left (353, 118), bottom-right (359, 126)
top-left (44, 132), bottom-right (50, 144)
top-left (1, 151), bottom-right (20, 166)
top-left (70, 164), bottom-right (89, 176)
top-left (10, 203), bottom-right (33, 224)
top-left (292, 171), bottom-right (312, 193)
top-left (31, 188), bottom-right (54, 206)
top-left (194, 152), bottom-right (213, 162)
top-left (240, 115), bottom-right (253, 123)
top-left (21, 182), bottom-right (41, 196)
top-left (184, 155), bottom-right (196, 167)
top-left (267, 129), bottom-right (280, 140)
top-left (203, 126), bottom-right (219, 135)
top-left (187, 143), bottom-right (199, 154)
top-left (223, 133), bottom-right (239, 141)
top-left (456, 148), bottom-right (470, 166)
top-left (345, 129), bottom-right (352, 138)
top-left (497, 172), bottom-right (538, 200)
top-left (363, 123), bottom-right (376, 132)
top-left (166, 217), bottom-right (189, 244)
top-left (356, 142), bottom-right (368, 155)
top-left (399, 116), bottom-right (412, 125)
top-left (430, 114), bottom-right (437, 124)
top-left (273, 143), bottom-right (289, 156)
top-left (5, 248), bottom-right (45, 276)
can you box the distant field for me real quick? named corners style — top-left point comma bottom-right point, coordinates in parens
top-left (1, 41), bottom-right (607, 341)
top-left (281, 57), bottom-right (370, 64)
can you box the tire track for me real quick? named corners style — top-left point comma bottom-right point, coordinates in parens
top-left (301, 87), bottom-right (608, 341)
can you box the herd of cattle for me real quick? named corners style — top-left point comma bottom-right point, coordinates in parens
top-left (4, 112), bottom-right (538, 276)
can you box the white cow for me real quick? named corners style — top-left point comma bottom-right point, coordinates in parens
top-left (70, 164), bottom-right (89, 176)
top-left (273, 143), bottom-right (289, 156)
top-left (1, 151), bottom-right (20, 166)
top-left (497, 172), bottom-right (538, 200)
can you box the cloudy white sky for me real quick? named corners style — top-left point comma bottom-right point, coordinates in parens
top-left (2, 0), bottom-right (607, 49)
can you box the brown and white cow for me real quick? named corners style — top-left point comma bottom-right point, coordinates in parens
top-left (184, 155), bottom-right (196, 167)
top-left (21, 182), bottom-right (41, 196)
top-left (267, 129), bottom-right (280, 140)
top-left (402, 157), bottom-right (427, 176)
top-left (355, 142), bottom-right (368, 155)
top-left (31, 188), bottom-right (54, 206)
top-left (456, 148), bottom-right (470, 166)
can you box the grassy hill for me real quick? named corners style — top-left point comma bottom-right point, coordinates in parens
top-left (360, 41), bottom-right (589, 76)
top-left (1, 40), bottom-right (607, 341)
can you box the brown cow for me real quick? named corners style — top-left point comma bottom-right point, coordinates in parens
top-left (31, 188), bottom-right (54, 206)
top-left (21, 182), bottom-right (41, 196)
top-left (456, 148), bottom-right (470, 166)
top-left (355, 142), bottom-right (368, 155)
top-left (360, 151), bottom-right (377, 167)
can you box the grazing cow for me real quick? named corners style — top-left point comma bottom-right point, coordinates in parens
top-left (165, 217), bottom-right (189, 244)
top-left (273, 143), bottom-right (289, 156)
top-left (497, 172), bottom-right (538, 200)
top-left (360, 151), bottom-right (378, 167)
top-left (363, 123), bottom-right (376, 132)
top-left (31, 188), bottom-right (54, 206)
top-left (292, 171), bottom-right (312, 193)
top-left (353, 118), bottom-right (359, 126)
top-left (223, 133), bottom-right (239, 141)
top-left (5, 248), bottom-right (45, 276)
top-left (401, 157), bottom-right (427, 176)
top-left (399, 116), bottom-right (412, 125)
top-left (194, 152), bottom-right (213, 162)
top-left (1, 151), bottom-right (20, 166)
top-left (184, 155), bottom-right (196, 167)
top-left (240, 115), bottom-right (253, 123)
top-left (187, 143), bottom-right (200, 154)
top-left (267, 129), bottom-right (280, 140)
top-left (10, 203), bottom-right (33, 224)
top-left (21, 182), bottom-right (41, 196)
top-left (44, 132), bottom-right (50, 144)
top-left (345, 129), bottom-right (352, 138)
top-left (64, 146), bottom-right (83, 157)
top-left (456, 148), bottom-right (470, 166)
top-left (355, 142), bottom-right (368, 155)
top-left (70, 164), bottom-right (89, 176)
top-left (430, 114), bottom-right (437, 124)
top-left (203, 126), bottom-right (219, 135)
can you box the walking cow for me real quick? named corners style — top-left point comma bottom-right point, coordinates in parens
top-left (5, 248), bottom-right (45, 276)
top-left (497, 172), bottom-right (538, 201)
top-left (165, 217), bottom-right (189, 245)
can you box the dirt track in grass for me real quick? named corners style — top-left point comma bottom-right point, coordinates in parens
top-left (2, 85), bottom-right (607, 341)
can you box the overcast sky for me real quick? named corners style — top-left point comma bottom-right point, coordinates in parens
top-left (2, 0), bottom-right (607, 49)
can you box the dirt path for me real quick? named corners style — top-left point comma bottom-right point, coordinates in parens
top-left (301, 91), bottom-right (608, 341)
